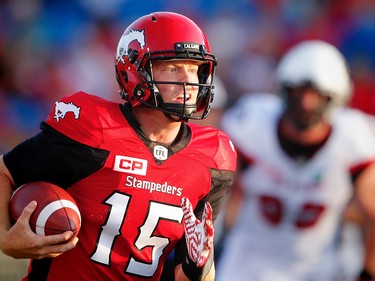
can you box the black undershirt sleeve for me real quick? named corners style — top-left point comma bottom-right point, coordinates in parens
top-left (3, 122), bottom-right (109, 189)
top-left (195, 169), bottom-right (235, 222)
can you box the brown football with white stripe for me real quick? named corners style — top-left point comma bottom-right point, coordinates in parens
top-left (9, 181), bottom-right (81, 238)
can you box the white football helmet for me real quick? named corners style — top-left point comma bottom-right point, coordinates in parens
top-left (276, 40), bottom-right (352, 114)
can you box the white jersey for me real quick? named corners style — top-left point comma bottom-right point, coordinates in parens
top-left (216, 93), bottom-right (375, 281)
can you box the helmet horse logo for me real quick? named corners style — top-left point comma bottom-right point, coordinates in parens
top-left (116, 29), bottom-right (145, 63)
top-left (54, 101), bottom-right (81, 122)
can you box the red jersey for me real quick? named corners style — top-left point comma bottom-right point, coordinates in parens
top-left (6, 92), bottom-right (236, 281)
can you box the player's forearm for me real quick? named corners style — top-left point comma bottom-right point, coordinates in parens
top-left (175, 263), bottom-right (215, 281)
top-left (361, 223), bottom-right (375, 277)
top-left (0, 156), bottom-right (15, 244)
top-left (202, 263), bottom-right (215, 281)
top-left (355, 163), bottom-right (375, 279)
top-left (223, 182), bottom-right (244, 231)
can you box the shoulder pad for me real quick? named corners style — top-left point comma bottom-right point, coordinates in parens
top-left (46, 91), bottom-right (119, 147)
top-left (188, 124), bottom-right (237, 172)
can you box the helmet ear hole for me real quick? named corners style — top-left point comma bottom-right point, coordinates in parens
top-left (133, 86), bottom-right (145, 100)
top-left (121, 71), bottom-right (128, 83)
top-left (128, 49), bottom-right (139, 64)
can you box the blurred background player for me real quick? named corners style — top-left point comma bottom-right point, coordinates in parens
top-left (215, 40), bottom-right (375, 281)
top-left (0, 12), bottom-right (237, 281)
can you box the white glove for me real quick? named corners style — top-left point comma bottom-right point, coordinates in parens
top-left (181, 197), bottom-right (214, 268)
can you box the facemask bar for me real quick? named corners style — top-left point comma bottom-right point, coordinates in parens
top-left (280, 81), bottom-right (333, 130)
top-left (132, 48), bottom-right (217, 121)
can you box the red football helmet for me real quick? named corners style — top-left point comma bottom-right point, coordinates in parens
top-left (115, 12), bottom-right (217, 121)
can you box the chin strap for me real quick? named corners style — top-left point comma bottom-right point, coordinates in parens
top-left (162, 103), bottom-right (197, 121)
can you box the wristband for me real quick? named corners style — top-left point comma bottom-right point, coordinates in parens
top-left (182, 249), bottom-right (214, 281)
top-left (358, 269), bottom-right (375, 281)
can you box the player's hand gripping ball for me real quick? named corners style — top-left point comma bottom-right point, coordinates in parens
top-left (9, 181), bottom-right (81, 239)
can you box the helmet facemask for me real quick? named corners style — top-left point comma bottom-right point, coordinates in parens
top-left (281, 82), bottom-right (333, 130)
top-left (128, 46), bottom-right (217, 121)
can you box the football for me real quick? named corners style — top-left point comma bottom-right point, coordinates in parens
top-left (9, 181), bottom-right (81, 238)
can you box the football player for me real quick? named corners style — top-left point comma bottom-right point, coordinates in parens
top-left (0, 12), bottom-right (237, 281)
top-left (216, 40), bottom-right (375, 281)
